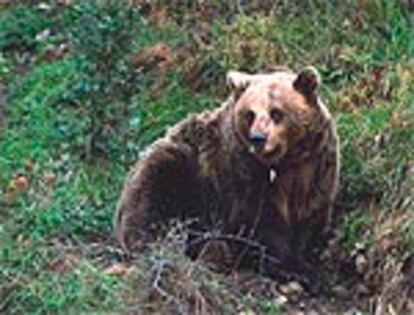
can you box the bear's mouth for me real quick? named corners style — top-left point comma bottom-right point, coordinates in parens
top-left (263, 145), bottom-right (284, 161)
top-left (248, 144), bottom-right (284, 165)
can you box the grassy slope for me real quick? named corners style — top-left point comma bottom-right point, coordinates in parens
top-left (1, 1), bottom-right (413, 314)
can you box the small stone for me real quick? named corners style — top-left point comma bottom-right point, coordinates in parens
top-left (37, 3), bottom-right (52, 11)
top-left (355, 253), bottom-right (368, 274)
top-left (35, 29), bottom-right (51, 42)
top-left (275, 294), bottom-right (288, 305)
top-left (374, 133), bottom-right (385, 147)
top-left (279, 281), bottom-right (304, 296)
top-left (332, 284), bottom-right (348, 298)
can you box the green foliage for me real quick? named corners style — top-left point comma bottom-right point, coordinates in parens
top-left (1, 240), bottom-right (139, 314)
top-left (1, 1), bottom-right (414, 314)
top-left (138, 78), bottom-right (216, 147)
top-left (1, 60), bottom-right (75, 171)
top-left (0, 4), bottom-right (52, 52)
top-left (0, 59), bottom-right (124, 243)
top-left (62, 0), bottom-right (144, 159)
top-left (60, 1), bottom-right (145, 157)
top-left (0, 53), bottom-right (11, 78)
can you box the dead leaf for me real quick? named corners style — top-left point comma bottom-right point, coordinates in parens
top-left (43, 172), bottom-right (57, 186)
top-left (10, 175), bottom-right (29, 190)
top-left (104, 263), bottom-right (131, 275)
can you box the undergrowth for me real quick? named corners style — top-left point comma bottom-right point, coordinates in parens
top-left (1, 0), bottom-right (413, 314)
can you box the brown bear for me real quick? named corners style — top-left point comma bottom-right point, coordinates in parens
top-left (114, 66), bottom-right (339, 283)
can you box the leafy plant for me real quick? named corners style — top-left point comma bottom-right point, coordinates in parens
top-left (1, 1), bottom-right (414, 314)
top-left (0, 4), bottom-right (52, 53)
top-left (64, 0), bottom-right (144, 160)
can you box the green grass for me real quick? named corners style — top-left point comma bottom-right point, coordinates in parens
top-left (1, 0), bottom-right (414, 314)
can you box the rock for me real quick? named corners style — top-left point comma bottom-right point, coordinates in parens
top-left (35, 29), bottom-right (51, 42)
top-left (332, 284), bottom-right (348, 298)
top-left (279, 281), bottom-right (304, 297)
top-left (355, 253), bottom-right (368, 274)
top-left (356, 283), bottom-right (370, 295)
top-left (275, 294), bottom-right (288, 305)
top-left (37, 3), bottom-right (52, 11)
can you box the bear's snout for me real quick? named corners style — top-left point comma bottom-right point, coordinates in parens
top-left (249, 131), bottom-right (267, 147)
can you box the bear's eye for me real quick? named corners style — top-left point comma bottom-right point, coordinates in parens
top-left (270, 109), bottom-right (284, 124)
top-left (244, 110), bottom-right (255, 125)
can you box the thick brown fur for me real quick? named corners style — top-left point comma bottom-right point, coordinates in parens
top-left (114, 67), bottom-right (340, 279)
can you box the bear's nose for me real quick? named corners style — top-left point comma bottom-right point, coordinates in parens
top-left (249, 132), bottom-right (267, 146)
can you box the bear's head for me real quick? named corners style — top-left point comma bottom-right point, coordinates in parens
top-left (227, 67), bottom-right (323, 166)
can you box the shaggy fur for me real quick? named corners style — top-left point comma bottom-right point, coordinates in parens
top-left (114, 67), bottom-right (340, 277)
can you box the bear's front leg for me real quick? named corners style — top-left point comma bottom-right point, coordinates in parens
top-left (114, 140), bottom-right (202, 252)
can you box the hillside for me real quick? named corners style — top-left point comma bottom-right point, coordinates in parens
top-left (1, 1), bottom-right (413, 314)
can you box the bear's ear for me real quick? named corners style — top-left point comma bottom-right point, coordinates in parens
top-left (226, 70), bottom-right (254, 99)
top-left (293, 66), bottom-right (320, 96)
